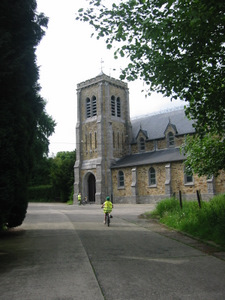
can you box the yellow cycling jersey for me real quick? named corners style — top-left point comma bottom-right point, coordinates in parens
top-left (103, 200), bottom-right (112, 213)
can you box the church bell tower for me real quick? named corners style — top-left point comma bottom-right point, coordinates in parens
top-left (74, 73), bottom-right (132, 204)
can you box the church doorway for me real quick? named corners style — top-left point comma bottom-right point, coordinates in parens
top-left (87, 173), bottom-right (96, 203)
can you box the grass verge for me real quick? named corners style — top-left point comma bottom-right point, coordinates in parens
top-left (144, 194), bottom-right (225, 247)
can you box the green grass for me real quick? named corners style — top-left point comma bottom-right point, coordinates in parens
top-left (145, 194), bottom-right (225, 247)
top-left (67, 199), bottom-right (73, 205)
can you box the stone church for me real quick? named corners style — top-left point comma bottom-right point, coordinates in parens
top-left (74, 73), bottom-right (224, 204)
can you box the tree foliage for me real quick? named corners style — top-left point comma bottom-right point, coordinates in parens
top-left (0, 0), bottom-right (55, 229)
top-left (50, 151), bottom-right (76, 202)
top-left (29, 151), bottom-right (76, 203)
top-left (29, 156), bottom-right (53, 186)
top-left (77, 0), bottom-right (225, 176)
top-left (182, 135), bottom-right (225, 177)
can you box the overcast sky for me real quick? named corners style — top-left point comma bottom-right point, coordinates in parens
top-left (36, 0), bottom-right (184, 156)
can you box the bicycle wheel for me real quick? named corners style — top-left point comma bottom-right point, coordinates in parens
top-left (107, 213), bottom-right (110, 227)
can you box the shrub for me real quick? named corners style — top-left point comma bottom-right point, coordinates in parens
top-left (28, 185), bottom-right (54, 202)
top-left (149, 194), bottom-right (225, 247)
top-left (154, 198), bottom-right (180, 218)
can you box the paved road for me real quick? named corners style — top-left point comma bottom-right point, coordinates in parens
top-left (0, 203), bottom-right (225, 300)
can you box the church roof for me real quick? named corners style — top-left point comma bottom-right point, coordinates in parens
top-left (111, 147), bottom-right (185, 168)
top-left (131, 108), bottom-right (195, 142)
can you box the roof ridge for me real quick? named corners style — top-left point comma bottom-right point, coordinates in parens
top-left (131, 106), bottom-right (185, 121)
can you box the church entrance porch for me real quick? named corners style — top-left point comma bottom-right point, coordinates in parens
top-left (83, 172), bottom-right (96, 203)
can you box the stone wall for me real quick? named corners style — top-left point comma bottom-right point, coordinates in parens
top-left (171, 162), bottom-right (209, 199)
top-left (112, 167), bottom-right (132, 198)
top-left (82, 121), bottom-right (98, 160)
top-left (112, 122), bottom-right (126, 158)
top-left (111, 159), bottom-right (224, 204)
top-left (215, 170), bottom-right (225, 194)
top-left (137, 164), bottom-right (165, 196)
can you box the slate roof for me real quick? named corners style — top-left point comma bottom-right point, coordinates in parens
top-left (131, 108), bottom-right (195, 142)
top-left (111, 147), bottom-right (185, 168)
top-left (111, 109), bottom-right (194, 169)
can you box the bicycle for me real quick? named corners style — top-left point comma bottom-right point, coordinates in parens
top-left (79, 198), bottom-right (87, 205)
top-left (105, 212), bottom-right (110, 227)
top-left (81, 198), bottom-right (87, 205)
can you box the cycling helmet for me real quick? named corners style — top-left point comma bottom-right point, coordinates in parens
top-left (106, 196), bottom-right (110, 200)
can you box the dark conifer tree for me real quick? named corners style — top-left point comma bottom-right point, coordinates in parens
top-left (0, 0), bottom-right (55, 228)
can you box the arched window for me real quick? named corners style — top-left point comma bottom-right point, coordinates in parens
top-left (111, 95), bottom-right (121, 117)
top-left (149, 167), bottom-right (156, 185)
top-left (139, 137), bottom-right (145, 151)
top-left (111, 96), bottom-right (115, 116)
top-left (118, 170), bottom-right (124, 187)
top-left (86, 96), bottom-right (97, 119)
top-left (86, 98), bottom-right (91, 118)
top-left (117, 97), bottom-right (121, 117)
top-left (168, 132), bottom-right (174, 147)
top-left (92, 96), bottom-right (97, 116)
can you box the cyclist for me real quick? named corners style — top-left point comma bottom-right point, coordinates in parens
top-left (101, 196), bottom-right (113, 224)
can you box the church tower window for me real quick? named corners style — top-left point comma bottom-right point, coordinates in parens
top-left (117, 97), bottom-right (121, 117)
top-left (86, 96), bottom-right (97, 119)
top-left (111, 96), bottom-right (116, 116)
top-left (111, 96), bottom-right (121, 117)
top-left (86, 98), bottom-right (91, 118)
top-left (92, 96), bottom-right (97, 116)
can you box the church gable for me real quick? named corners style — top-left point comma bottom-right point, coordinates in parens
top-left (164, 120), bottom-right (178, 148)
top-left (135, 127), bottom-right (149, 152)
top-left (164, 120), bottom-right (178, 136)
top-left (136, 127), bottom-right (148, 140)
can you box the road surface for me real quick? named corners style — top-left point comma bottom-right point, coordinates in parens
top-left (0, 203), bottom-right (225, 300)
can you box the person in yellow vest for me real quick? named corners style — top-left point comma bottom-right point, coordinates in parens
top-left (101, 196), bottom-right (113, 224)
top-left (78, 192), bottom-right (82, 205)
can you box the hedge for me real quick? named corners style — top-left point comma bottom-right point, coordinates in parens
top-left (28, 185), bottom-right (54, 202)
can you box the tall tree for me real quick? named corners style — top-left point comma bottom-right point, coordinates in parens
top-left (77, 0), bottom-right (225, 176)
top-left (50, 151), bottom-right (76, 202)
top-left (0, 0), bottom-right (55, 229)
